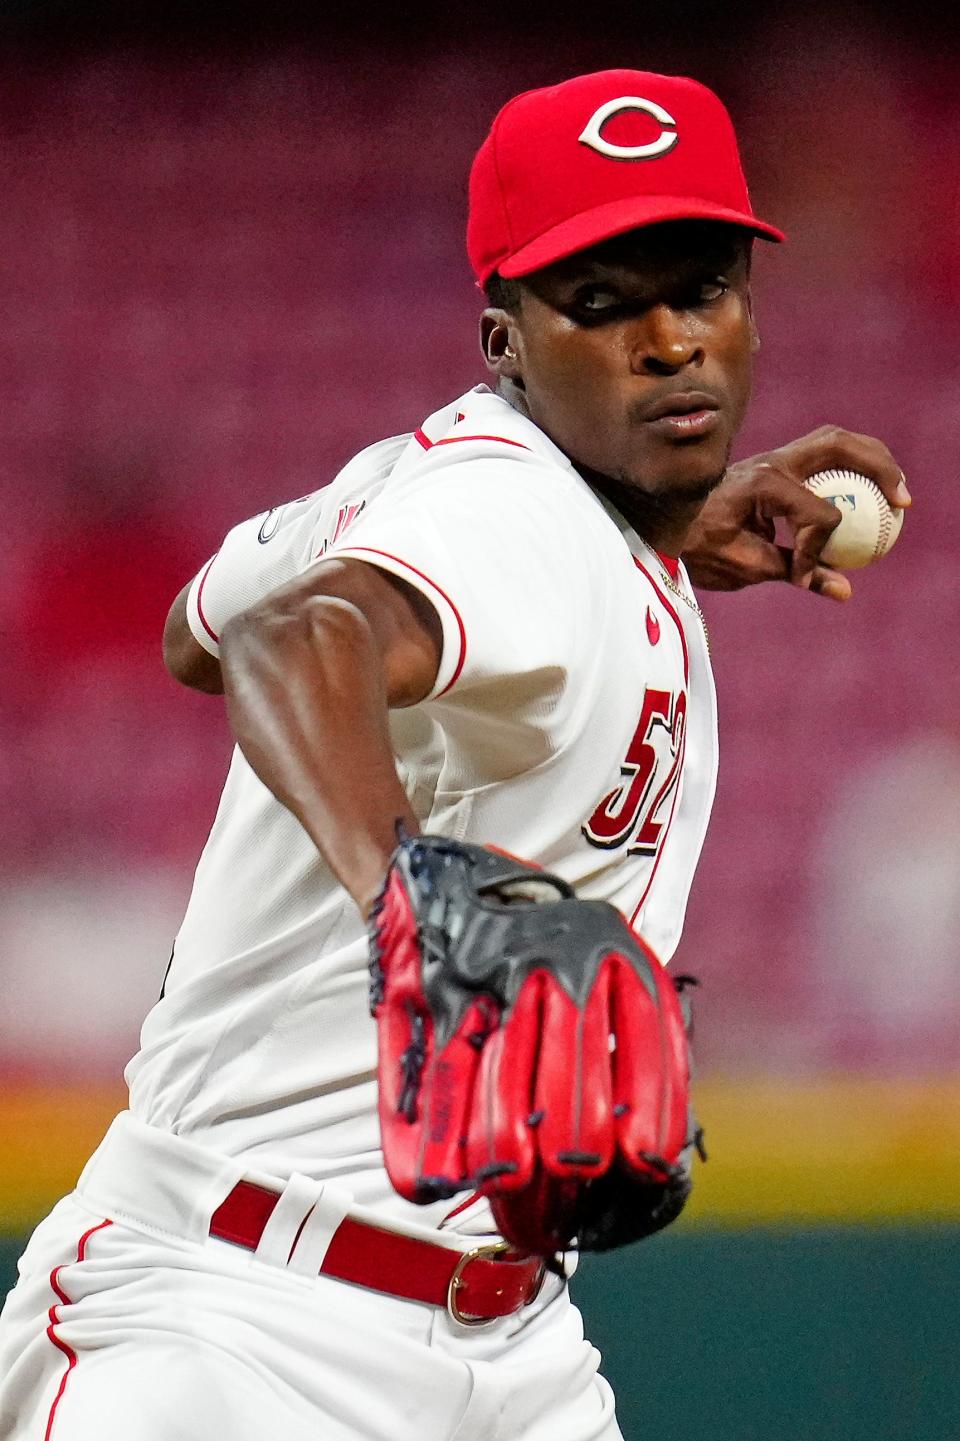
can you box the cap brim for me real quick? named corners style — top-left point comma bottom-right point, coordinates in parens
top-left (498, 194), bottom-right (785, 279)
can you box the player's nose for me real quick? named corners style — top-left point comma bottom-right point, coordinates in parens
top-left (629, 303), bottom-right (704, 377)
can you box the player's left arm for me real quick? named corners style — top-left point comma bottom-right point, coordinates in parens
top-left (162, 500), bottom-right (315, 695)
top-left (681, 425), bottom-right (911, 600)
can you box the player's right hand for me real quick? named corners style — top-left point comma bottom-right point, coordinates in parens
top-left (681, 425), bottom-right (911, 600)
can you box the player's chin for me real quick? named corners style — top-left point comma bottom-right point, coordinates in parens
top-left (627, 436), bottom-right (730, 500)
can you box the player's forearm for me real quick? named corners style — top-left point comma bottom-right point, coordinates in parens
top-left (219, 594), bottom-right (418, 916)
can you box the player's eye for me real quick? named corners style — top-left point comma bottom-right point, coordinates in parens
top-left (571, 285), bottom-right (623, 318)
top-left (683, 276), bottom-right (730, 306)
top-left (701, 277), bottom-right (729, 300)
top-left (565, 285), bottom-right (628, 326)
top-left (580, 286), bottom-right (620, 308)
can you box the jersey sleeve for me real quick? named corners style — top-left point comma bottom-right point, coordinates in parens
top-left (184, 437), bottom-right (409, 657)
top-left (324, 451), bottom-right (605, 716)
top-left (184, 502), bottom-right (320, 658)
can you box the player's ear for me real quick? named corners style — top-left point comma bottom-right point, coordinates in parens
top-left (736, 236), bottom-right (760, 353)
top-left (746, 289), bottom-right (760, 353)
top-left (480, 310), bottom-right (524, 385)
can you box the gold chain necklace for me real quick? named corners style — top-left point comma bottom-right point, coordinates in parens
top-left (655, 560), bottom-right (711, 655)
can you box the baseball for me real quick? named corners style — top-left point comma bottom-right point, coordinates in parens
top-left (804, 468), bottom-right (904, 570)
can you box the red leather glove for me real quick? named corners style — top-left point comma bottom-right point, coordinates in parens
top-left (368, 834), bottom-right (700, 1256)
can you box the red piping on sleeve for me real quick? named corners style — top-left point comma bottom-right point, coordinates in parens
top-left (195, 555), bottom-right (220, 646)
top-left (414, 428), bottom-right (529, 452)
top-left (45, 1219), bottom-right (113, 1440)
top-left (337, 546), bottom-right (467, 697)
top-left (434, 434), bottom-right (529, 449)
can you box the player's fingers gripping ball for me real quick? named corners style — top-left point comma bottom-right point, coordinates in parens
top-left (368, 834), bottom-right (701, 1257)
top-left (803, 469), bottom-right (905, 569)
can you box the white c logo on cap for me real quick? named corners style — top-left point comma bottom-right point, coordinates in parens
top-left (578, 96), bottom-right (679, 160)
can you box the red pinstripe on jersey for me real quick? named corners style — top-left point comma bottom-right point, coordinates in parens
top-left (45, 1218), bottom-right (113, 1440)
top-left (337, 546), bottom-right (467, 697)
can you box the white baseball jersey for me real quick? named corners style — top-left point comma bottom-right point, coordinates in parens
top-left (125, 383), bottom-right (718, 1232)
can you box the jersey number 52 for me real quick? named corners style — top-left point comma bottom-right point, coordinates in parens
top-left (582, 688), bottom-right (687, 855)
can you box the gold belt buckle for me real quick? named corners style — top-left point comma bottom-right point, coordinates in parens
top-left (446, 1240), bottom-right (515, 1327)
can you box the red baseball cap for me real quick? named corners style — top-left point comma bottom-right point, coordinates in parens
top-left (467, 69), bottom-right (784, 287)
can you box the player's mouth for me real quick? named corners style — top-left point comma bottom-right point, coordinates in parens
top-left (637, 390), bottom-right (722, 440)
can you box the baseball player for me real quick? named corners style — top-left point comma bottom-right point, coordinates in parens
top-left (0, 69), bottom-right (908, 1441)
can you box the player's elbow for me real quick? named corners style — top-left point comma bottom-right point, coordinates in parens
top-left (219, 591), bottom-right (384, 702)
top-left (223, 590), bottom-right (372, 660)
top-left (163, 587), bottom-right (223, 694)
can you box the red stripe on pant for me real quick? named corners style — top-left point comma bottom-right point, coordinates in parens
top-left (45, 1219), bottom-right (113, 1441)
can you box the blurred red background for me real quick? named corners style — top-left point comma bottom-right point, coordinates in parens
top-left (2, 2), bottom-right (958, 1084)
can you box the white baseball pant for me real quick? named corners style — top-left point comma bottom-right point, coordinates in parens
top-left (0, 1114), bottom-right (623, 1441)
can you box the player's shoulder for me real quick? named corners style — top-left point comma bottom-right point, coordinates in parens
top-left (233, 433), bottom-right (411, 563)
top-left (410, 385), bottom-right (567, 473)
top-left (385, 386), bottom-right (608, 529)
top-left (413, 387), bottom-right (540, 460)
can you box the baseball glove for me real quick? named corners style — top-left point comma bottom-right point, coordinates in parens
top-left (368, 833), bottom-right (702, 1257)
